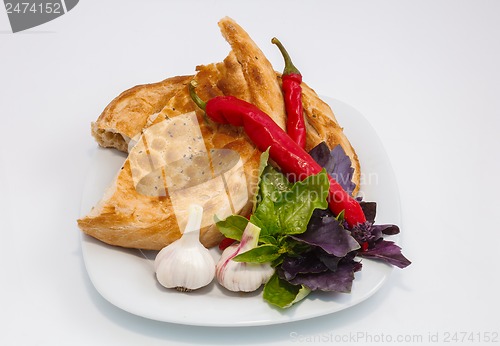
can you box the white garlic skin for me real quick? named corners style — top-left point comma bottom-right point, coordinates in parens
top-left (154, 204), bottom-right (215, 292)
top-left (155, 233), bottom-right (215, 291)
top-left (216, 243), bottom-right (274, 292)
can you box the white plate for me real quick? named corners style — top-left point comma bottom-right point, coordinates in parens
top-left (79, 97), bottom-right (401, 327)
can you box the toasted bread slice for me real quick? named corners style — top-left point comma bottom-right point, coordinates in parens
top-left (78, 17), bottom-right (361, 250)
top-left (91, 75), bottom-right (192, 152)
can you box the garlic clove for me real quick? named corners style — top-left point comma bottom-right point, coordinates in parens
top-left (183, 203), bottom-right (204, 233)
top-left (156, 244), bottom-right (215, 291)
top-left (154, 204), bottom-right (216, 292)
top-left (216, 222), bottom-right (274, 292)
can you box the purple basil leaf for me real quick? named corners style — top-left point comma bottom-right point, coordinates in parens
top-left (309, 142), bottom-right (356, 195)
top-left (286, 259), bottom-right (362, 292)
top-left (281, 253), bottom-right (328, 280)
top-left (308, 142), bottom-right (335, 172)
top-left (360, 201), bottom-right (377, 223)
top-left (349, 221), bottom-right (383, 246)
top-left (291, 214), bottom-right (360, 257)
top-left (359, 240), bottom-right (411, 268)
top-left (373, 224), bottom-right (400, 235)
top-left (317, 251), bottom-right (342, 271)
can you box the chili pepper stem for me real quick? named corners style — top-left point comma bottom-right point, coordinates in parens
top-left (189, 80), bottom-right (207, 111)
top-left (271, 37), bottom-right (301, 76)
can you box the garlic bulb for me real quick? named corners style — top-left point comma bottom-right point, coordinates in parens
top-left (154, 204), bottom-right (215, 292)
top-left (216, 222), bottom-right (274, 292)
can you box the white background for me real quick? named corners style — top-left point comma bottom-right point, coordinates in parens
top-left (1, 0), bottom-right (499, 345)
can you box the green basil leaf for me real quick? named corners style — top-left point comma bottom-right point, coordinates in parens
top-left (259, 165), bottom-right (292, 202)
top-left (280, 237), bottom-right (312, 256)
top-left (259, 235), bottom-right (279, 245)
top-left (253, 165), bottom-right (293, 237)
top-left (274, 169), bottom-right (330, 235)
top-left (263, 273), bottom-right (311, 308)
top-left (252, 149), bottom-right (271, 213)
top-left (233, 244), bottom-right (281, 263)
top-left (215, 215), bottom-right (248, 241)
top-left (253, 194), bottom-right (280, 236)
top-left (336, 210), bottom-right (345, 222)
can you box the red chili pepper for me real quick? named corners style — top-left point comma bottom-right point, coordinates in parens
top-left (272, 37), bottom-right (306, 149)
top-left (218, 237), bottom-right (236, 251)
top-left (189, 82), bottom-right (366, 227)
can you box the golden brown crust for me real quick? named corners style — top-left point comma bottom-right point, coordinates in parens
top-left (91, 75), bottom-right (192, 152)
top-left (77, 160), bottom-right (182, 249)
top-left (78, 17), bottom-right (361, 250)
top-left (217, 17), bottom-right (287, 130)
